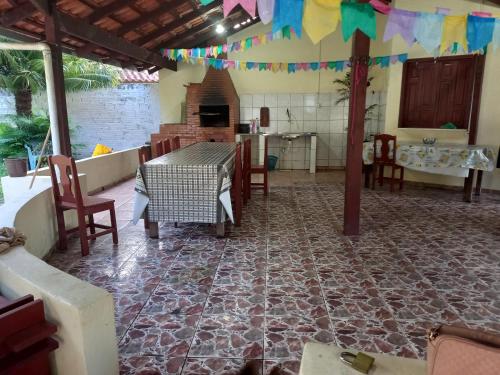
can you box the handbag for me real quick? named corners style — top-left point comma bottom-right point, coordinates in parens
top-left (427, 325), bottom-right (500, 375)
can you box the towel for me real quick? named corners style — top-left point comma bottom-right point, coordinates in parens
top-left (0, 227), bottom-right (26, 253)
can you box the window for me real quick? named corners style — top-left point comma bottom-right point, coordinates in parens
top-left (398, 55), bottom-right (484, 130)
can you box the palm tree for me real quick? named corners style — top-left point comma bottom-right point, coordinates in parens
top-left (333, 70), bottom-right (377, 120)
top-left (0, 44), bottom-right (120, 116)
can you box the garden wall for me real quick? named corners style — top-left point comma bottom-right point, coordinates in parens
top-left (0, 83), bottom-right (160, 157)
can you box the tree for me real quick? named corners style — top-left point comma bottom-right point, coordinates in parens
top-left (0, 43), bottom-right (120, 116)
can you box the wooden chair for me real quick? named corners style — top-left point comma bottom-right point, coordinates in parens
top-left (154, 140), bottom-right (164, 157)
top-left (138, 145), bottom-right (151, 166)
top-left (231, 143), bottom-right (242, 226)
top-left (48, 155), bottom-right (118, 256)
top-left (172, 136), bottom-right (181, 150)
top-left (250, 136), bottom-right (269, 195)
top-left (242, 138), bottom-right (252, 204)
top-left (372, 134), bottom-right (404, 192)
top-left (137, 146), bottom-right (151, 230)
top-left (162, 138), bottom-right (172, 154)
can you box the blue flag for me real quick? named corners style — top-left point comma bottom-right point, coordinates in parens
top-left (272, 0), bottom-right (305, 37)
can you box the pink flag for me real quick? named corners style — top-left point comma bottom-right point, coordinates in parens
top-left (224, 0), bottom-right (256, 17)
top-left (320, 62), bottom-right (328, 69)
top-left (369, 0), bottom-right (391, 15)
top-left (257, 0), bottom-right (275, 24)
top-left (472, 11), bottom-right (492, 17)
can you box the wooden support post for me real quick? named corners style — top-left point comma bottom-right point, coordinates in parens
top-left (343, 27), bottom-right (371, 236)
top-left (45, 0), bottom-right (72, 156)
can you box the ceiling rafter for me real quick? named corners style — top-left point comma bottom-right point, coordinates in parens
top-left (0, 2), bottom-right (37, 26)
top-left (85, 0), bottom-right (136, 24)
top-left (114, 0), bottom-right (186, 37)
top-left (134, 0), bottom-right (221, 47)
top-left (29, 0), bottom-right (176, 70)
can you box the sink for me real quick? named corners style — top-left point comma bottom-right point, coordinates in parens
top-left (280, 133), bottom-right (302, 141)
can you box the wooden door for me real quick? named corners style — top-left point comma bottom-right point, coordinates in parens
top-left (399, 55), bottom-right (483, 130)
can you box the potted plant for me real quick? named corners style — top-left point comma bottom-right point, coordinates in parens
top-left (0, 114), bottom-right (50, 177)
top-left (3, 154), bottom-right (28, 177)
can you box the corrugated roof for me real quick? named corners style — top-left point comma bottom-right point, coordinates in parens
top-left (119, 69), bottom-right (159, 84)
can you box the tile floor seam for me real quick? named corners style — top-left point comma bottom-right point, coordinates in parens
top-left (295, 184), bottom-right (341, 349)
top-left (116, 238), bottom-right (184, 345)
top-left (182, 236), bottom-right (230, 373)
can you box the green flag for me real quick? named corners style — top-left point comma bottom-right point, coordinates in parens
top-left (341, 2), bottom-right (376, 42)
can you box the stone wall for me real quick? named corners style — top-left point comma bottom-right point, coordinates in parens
top-left (0, 84), bottom-right (160, 158)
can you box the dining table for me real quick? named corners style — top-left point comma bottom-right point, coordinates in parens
top-left (362, 141), bottom-right (496, 202)
top-left (132, 142), bottom-right (238, 237)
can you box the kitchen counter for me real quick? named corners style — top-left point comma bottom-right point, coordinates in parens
top-left (235, 132), bottom-right (317, 173)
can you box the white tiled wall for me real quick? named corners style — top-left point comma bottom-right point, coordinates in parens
top-left (240, 92), bottom-right (386, 169)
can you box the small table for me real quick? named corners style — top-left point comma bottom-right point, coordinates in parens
top-left (362, 142), bottom-right (496, 202)
top-left (133, 142), bottom-right (237, 237)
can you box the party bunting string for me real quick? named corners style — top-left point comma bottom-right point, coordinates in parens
top-left (194, 0), bottom-right (500, 53)
top-left (165, 53), bottom-right (409, 74)
top-left (161, 26), bottom-right (296, 60)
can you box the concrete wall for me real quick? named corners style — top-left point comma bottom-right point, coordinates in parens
top-left (383, 0), bottom-right (500, 189)
top-left (0, 148), bottom-right (140, 375)
top-left (0, 84), bottom-right (160, 158)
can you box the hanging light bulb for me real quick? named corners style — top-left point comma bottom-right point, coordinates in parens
top-left (215, 24), bottom-right (226, 34)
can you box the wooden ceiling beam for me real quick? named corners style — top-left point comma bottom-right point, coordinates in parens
top-left (115, 0), bottom-right (185, 37)
top-left (134, 0), bottom-right (221, 46)
top-left (0, 2), bottom-right (37, 26)
top-left (85, 0), bottom-right (137, 24)
top-left (29, 0), bottom-right (176, 70)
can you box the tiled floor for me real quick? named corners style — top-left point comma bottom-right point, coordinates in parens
top-left (46, 171), bottom-right (500, 374)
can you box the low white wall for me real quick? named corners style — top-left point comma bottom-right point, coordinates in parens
top-left (29, 146), bottom-right (139, 194)
top-left (0, 148), bottom-right (140, 375)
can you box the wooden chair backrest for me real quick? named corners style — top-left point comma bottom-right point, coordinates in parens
top-left (263, 136), bottom-right (269, 170)
top-left (172, 136), bottom-right (181, 150)
top-left (243, 138), bottom-right (251, 171)
top-left (374, 133), bottom-right (396, 164)
top-left (138, 146), bottom-right (151, 166)
top-left (155, 140), bottom-right (164, 157)
top-left (162, 139), bottom-right (172, 154)
top-left (48, 155), bottom-right (84, 208)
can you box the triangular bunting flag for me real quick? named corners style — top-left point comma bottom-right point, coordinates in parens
top-left (414, 13), bottom-right (444, 54)
top-left (441, 15), bottom-right (468, 54)
top-left (383, 9), bottom-right (418, 46)
top-left (257, 0), bottom-right (275, 24)
top-left (369, 0), bottom-right (391, 15)
top-left (467, 15), bottom-right (495, 52)
top-left (303, 0), bottom-right (341, 44)
top-left (272, 0), bottom-right (305, 37)
top-left (224, 0), bottom-right (256, 17)
top-left (494, 19), bottom-right (500, 51)
top-left (341, 2), bottom-right (376, 42)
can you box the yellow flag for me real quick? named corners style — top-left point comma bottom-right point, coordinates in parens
top-left (441, 15), bottom-right (467, 54)
top-left (303, 0), bottom-right (341, 44)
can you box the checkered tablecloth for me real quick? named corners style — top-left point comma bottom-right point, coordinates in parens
top-left (133, 142), bottom-right (236, 224)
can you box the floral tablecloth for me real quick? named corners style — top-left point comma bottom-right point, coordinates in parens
top-left (363, 142), bottom-right (496, 177)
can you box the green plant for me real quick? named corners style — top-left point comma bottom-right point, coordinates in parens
top-left (0, 114), bottom-right (51, 159)
top-left (0, 38), bottom-right (120, 116)
top-left (333, 70), bottom-right (378, 120)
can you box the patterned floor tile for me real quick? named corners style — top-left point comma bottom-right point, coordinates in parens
top-left (120, 314), bottom-right (200, 357)
top-left (182, 358), bottom-right (261, 375)
top-left (332, 319), bottom-right (418, 358)
top-left (266, 288), bottom-right (328, 318)
top-left (324, 287), bottom-right (393, 320)
top-left (265, 315), bottom-right (334, 360)
top-left (380, 288), bottom-right (460, 322)
top-left (46, 173), bottom-right (500, 370)
top-left (190, 314), bottom-right (264, 359)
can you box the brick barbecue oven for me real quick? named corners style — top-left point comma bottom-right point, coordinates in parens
top-left (151, 67), bottom-right (240, 152)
